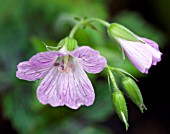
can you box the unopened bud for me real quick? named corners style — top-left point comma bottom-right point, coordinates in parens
top-left (122, 77), bottom-right (147, 113)
top-left (108, 23), bottom-right (142, 42)
top-left (112, 90), bottom-right (129, 131)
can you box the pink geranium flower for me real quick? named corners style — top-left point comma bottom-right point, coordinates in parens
top-left (16, 46), bottom-right (107, 109)
top-left (108, 23), bottom-right (162, 74)
top-left (116, 37), bottom-right (162, 74)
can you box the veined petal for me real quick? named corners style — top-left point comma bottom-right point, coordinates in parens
top-left (140, 37), bottom-right (162, 65)
top-left (70, 46), bottom-right (107, 74)
top-left (116, 38), bottom-right (152, 73)
top-left (16, 51), bottom-right (60, 81)
top-left (16, 61), bottom-right (49, 81)
top-left (140, 37), bottom-right (159, 49)
top-left (29, 51), bottom-right (64, 67)
top-left (37, 59), bottom-right (95, 109)
top-left (36, 67), bottom-right (63, 106)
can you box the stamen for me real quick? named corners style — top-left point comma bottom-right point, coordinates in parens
top-left (63, 55), bottom-right (69, 71)
top-left (61, 65), bottom-right (64, 70)
top-left (70, 63), bottom-right (75, 71)
top-left (54, 62), bottom-right (60, 66)
top-left (57, 56), bottom-right (73, 73)
top-left (66, 68), bottom-right (72, 73)
top-left (58, 67), bottom-right (64, 73)
top-left (58, 66), bottom-right (72, 73)
top-left (62, 59), bottom-right (64, 64)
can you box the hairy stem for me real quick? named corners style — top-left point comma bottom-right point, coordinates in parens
top-left (69, 18), bottom-right (110, 38)
top-left (106, 65), bottom-right (119, 92)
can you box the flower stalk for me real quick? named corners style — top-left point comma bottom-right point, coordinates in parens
top-left (69, 18), bottom-right (110, 38)
top-left (106, 65), bottom-right (119, 92)
top-left (106, 65), bottom-right (129, 130)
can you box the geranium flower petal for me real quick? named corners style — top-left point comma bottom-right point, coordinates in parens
top-left (140, 37), bottom-right (159, 49)
top-left (16, 51), bottom-right (60, 81)
top-left (140, 37), bottom-right (162, 65)
top-left (36, 67), bottom-right (62, 106)
top-left (117, 38), bottom-right (152, 73)
top-left (37, 59), bottom-right (95, 109)
top-left (70, 46), bottom-right (107, 74)
top-left (29, 51), bottom-right (64, 67)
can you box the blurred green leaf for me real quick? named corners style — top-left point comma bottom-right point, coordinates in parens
top-left (79, 82), bottom-right (114, 122)
top-left (79, 126), bottom-right (113, 134)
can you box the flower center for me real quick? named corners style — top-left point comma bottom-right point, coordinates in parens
top-left (54, 56), bottom-right (75, 73)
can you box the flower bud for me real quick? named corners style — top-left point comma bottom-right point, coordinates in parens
top-left (112, 90), bottom-right (129, 131)
top-left (65, 37), bottom-right (78, 51)
top-left (122, 77), bottom-right (147, 113)
top-left (108, 23), bottom-right (142, 42)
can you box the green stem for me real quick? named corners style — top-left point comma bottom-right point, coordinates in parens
top-left (69, 18), bottom-right (110, 38)
top-left (69, 22), bottom-right (82, 38)
top-left (110, 67), bottom-right (126, 78)
top-left (106, 65), bottom-right (119, 92)
top-left (87, 18), bottom-right (110, 27)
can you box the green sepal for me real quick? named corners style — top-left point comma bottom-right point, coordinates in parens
top-left (42, 41), bottom-right (62, 51)
top-left (110, 67), bottom-right (138, 81)
top-left (112, 90), bottom-right (129, 131)
top-left (57, 37), bottom-right (78, 52)
top-left (122, 77), bottom-right (147, 113)
top-left (64, 37), bottom-right (78, 51)
top-left (57, 38), bottom-right (66, 48)
top-left (108, 23), bottom-right (144, 42)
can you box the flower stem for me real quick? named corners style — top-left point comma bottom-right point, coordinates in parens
top-left (69, 23), bottom-right (82, 38)
top-left (106, 65), bottom-right (119, 92)
top-left (87, 18), bottom-right (110, 27)
top-left (69, 18), bottom-right (110, 38)
top-left (109, 67), bottom-right (126, 78)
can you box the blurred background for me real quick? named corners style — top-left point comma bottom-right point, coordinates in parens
top-left (0, 0), bottom-right (170, 134)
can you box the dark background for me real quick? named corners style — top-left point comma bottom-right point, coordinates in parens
top-left (0, 0), bottom-right (169, 134)
top-left (110, 0), bottom-right (170, 134)
top-left (108, 0), bottom-right (170, 134)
